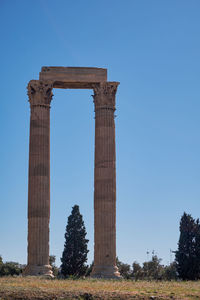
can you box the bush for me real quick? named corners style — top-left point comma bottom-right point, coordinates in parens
top-left (163, 262), bottom-right (178, 280)
top-left (49, 255), bottom-right (59, 277)
top-left (0, 261), bottom-right (22, 276)
top-left (132, 261), bottom-right (143, 280)
top-left (116, 257), bottom-right (131, 279)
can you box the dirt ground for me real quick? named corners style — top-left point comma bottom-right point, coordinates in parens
top-left (0, 277), bottom-right (200, 300)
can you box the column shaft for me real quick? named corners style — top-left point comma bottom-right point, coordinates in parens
top-left (91, 82), bottom-right (120, 278)
top-left (24, 80), bottom-right (53, 277)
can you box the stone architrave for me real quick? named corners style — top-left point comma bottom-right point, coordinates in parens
top-left (23, 80), bottom-right (53, 277)
top-left (24, 67), bottom-right (120, 278)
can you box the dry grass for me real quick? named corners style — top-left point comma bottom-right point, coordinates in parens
top-left (0, 277), bottom-right (200, 299)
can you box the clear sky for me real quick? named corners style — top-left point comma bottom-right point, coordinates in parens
top-left (0, 0), bottom-right (200, 267)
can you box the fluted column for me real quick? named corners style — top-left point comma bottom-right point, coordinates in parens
top-left (91, 82), bottom-right (121, 278)
top-left (24, 80), bottom-right (53, 277)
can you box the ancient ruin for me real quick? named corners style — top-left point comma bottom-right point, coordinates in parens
top-left (24, 67), bottom-right (120, 278)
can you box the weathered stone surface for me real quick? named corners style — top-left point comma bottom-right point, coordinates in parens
top-left (39, 67), bottom-right (107, 89)
top-left (91, 82), bottom-right (120, 279)
top-left (23, 264), bottom-right (53, 277)
top-left (24, 80), bottom-right (53, 277)
top-left (25, 67), bottom-right (120, 279)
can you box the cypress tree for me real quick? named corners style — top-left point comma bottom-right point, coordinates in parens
top-left (175, 212), bottom-right (200, 280)
top-left (60, 205), bottom-right (89, 277)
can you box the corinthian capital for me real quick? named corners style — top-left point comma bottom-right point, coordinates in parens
top-left (27, 80), bottom-right (53, 107)
top-left (92, 82), bottom-right (119, 111)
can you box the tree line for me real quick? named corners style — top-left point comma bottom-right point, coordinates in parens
top-left (60, 208), bottom-right (200, 280)
top-left (0, 256), bottom-right (23, 276)
top-left (1, 208), bottom-right (200, 280)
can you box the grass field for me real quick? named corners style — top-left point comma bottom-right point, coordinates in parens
top-left (0, 277), bottom-right (200, 299)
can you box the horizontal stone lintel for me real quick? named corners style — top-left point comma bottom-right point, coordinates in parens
top-left (53, 81), bottom-right (102, 89)
top-left (39, 66), bottom-right (108, 89)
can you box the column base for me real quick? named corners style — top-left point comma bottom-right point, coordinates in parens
top-left (23, 264), bottom-right (54, 278)
top-left (91, 265), bottom-right (121, 279)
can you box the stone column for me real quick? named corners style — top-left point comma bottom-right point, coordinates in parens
top-left (91, 82), bottom-right (121, 278)
top-left (23, 80), bottom-right (53, 277)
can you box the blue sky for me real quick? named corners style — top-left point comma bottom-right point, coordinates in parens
top-left (0, 0), bottom-right (200, 267)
